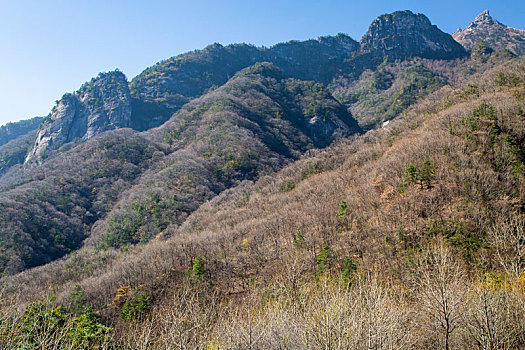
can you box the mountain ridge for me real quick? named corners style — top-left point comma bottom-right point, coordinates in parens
top-left (24, 10), bottom-right (465, 164)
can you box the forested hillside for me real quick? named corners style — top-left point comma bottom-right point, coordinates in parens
top-left (0, 63), bottom-right (359, 274)
top-left (0, 117), bottom-right (43, 147)
top-left (1, 8), bottom-right (525, 350)
top-left (2, 53), bottom-right (524, 350)
top-left (0, 10), bottom-right (469, 274)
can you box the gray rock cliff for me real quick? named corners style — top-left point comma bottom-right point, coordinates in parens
top-left (25, 71), bottom-right (132, 163)
top-left (361, 10), bottom-right (467, 60)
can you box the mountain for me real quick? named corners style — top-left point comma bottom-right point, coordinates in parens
top-left (25, 71), bottom-right (133, 163)
top-left (0, 129), bottom-right (39, 177)
top-left (96, 63), bottom-right (360, 250)
top-left (23, 10), bottom-right (464, 164)
top-left (1, 8), bottom-right (525, 350)
top-left (0, 117), bottom-right (44, 176)
top-left (0, 63), bottom-right (360, 274)
top-left (128, 35), bottom-right (361, 105)
top-left (453, 10), bottom-right (525, 55)
top-left (361, 10), bottom-right (466, 60)
top-left (0, 9), bottom-right (509, 275)
top-left (126, 37), bottom-right (362, 135)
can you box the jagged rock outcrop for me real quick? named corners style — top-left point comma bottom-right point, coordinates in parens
top-left (360, 10), bottom-right (467, 60)
top-left (25, 71), bottom-right (132, 163)
top-left (453, 10), bottom-right (525, 56)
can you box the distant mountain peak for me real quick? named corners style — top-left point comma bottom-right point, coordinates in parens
top-left (360, 10), bottom-right (466, 60)
top-left (475, 9), bottom-right (491, 21)
top-left (453, 10), bottom-right (525, 55)
top-left (468, 9), bottom-right (501, 28)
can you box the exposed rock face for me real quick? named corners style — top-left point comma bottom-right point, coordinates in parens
top-left (25, 71), bottom-right (132, 163)
top-left (453, 10), bottom-right (525, 55)
top-left (361, 10), bottom-right (467, 60)
top-left (80, 71), bottom-right (132, 138)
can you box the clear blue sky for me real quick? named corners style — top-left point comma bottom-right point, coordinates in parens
top-left (0, 0), bottom-right (523, 126)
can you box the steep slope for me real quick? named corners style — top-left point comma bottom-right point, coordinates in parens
top-left (0, 129), bottom-right (39, 176)
top-left (0, 63), bottom-right (360, 274)
top-left (0, 117), bottom-right (45, 176)
top-left (453, 10), bottom-right (525, 55)
top-left (266, 34), bottom-right (360, 82)
top-left (0, 130), bottom-right (162, 274)
top-left (333, 59), bottom-right (448, 126)
top-left (91, 62), bottom-right (360, 248)
top-left (128, 36), bottom-right (360, 121)
top-left (332, 51), bottom-right (515, 127)
top-left (129, 44), bottom-right (266, 117)
top-left (129, 35), bottom-right (360, 100)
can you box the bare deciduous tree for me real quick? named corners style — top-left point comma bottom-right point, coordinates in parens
top-left (415, 239), bottom-right (466, 350)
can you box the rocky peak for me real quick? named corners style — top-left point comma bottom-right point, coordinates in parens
top-left (77, 70), bottom-right (132, 138)
top-left (25, 71), bottom-right (132, 163)
top-left (361, 10), bottom-right (466, 60)
top-left (453, 10), bottom-right (525, 55)
top-left (473, 10), bottom-right (494, 23)
top-left (461, 10), bottom-right (502, 32)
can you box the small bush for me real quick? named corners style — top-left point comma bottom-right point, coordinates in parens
top-left (341, 257), bottom-right (358, 286)
top-left (278, 180), bottom-right (295, 192)
top-left (192, 255), bottom-right (205, 279)
top-left (120, 293), bottom-right (151, 321)
top-left (316, 244), bottom-right (332, 276)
